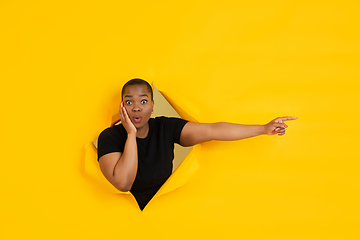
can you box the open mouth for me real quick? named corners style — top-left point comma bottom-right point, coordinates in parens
top-left (133, 116), bottom-right (142, 123)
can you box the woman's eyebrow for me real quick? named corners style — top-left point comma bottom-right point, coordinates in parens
top-left (124, 93), bottom-right (148, 98)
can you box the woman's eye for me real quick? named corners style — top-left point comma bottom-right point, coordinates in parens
top-left (141, 100), bottom-right (147, 104)
top-left (125, 100), bottom-right (132, 105)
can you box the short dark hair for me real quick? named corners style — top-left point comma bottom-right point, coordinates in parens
top-left (121, 78), bottom-right (153, 101)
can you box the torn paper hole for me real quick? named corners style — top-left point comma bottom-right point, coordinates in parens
top-left (84, 84), bottom-right (199, 199)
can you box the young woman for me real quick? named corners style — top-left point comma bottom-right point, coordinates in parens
top-left (97, 78), bottom-right (297, 210)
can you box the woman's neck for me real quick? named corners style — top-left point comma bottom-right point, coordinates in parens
top-left (136, 123), bottom-right (149, 139)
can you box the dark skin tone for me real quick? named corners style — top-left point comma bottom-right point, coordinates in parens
top-left (99, 84), bottom-right (298, 192)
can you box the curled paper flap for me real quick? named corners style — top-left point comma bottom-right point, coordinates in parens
top-left (154, 86), bottom-right (200, 123)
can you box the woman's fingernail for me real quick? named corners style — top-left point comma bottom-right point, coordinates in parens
top-left (278, 133), bottom-right (281, 136)
top-left (284, 124), bottom-right (288, 128)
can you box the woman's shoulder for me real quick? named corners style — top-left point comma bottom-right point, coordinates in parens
top-left (153, 116), bottom-right (185, 121)
top-left (153, 116), bottom-right (187, 124)
top-left (98, 123), bottom-right (126, 138)
top-left (152, 116), bottom-right (188, 128)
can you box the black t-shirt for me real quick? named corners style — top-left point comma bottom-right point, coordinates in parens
top-left (97, 116), bottom-right (188, 210)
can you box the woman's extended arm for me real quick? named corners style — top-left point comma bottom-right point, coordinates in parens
top-left (180, 116), bottom-right (298, 147)
top-left (98, 103), bottom-right (138, 192)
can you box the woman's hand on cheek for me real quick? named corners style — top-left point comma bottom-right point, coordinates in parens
top-left (119, 102), bottom-right (137, 135)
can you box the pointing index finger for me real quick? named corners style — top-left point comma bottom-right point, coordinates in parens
top-left (278, 116), bottom-right (298, 122)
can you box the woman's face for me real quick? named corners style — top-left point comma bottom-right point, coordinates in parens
top-left (122, 84), bottom-right (154, 130)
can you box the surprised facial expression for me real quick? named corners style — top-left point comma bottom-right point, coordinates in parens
top-left (122, 84), bottom-right (154, 131)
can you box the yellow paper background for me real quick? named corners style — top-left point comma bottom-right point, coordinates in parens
top-left (1, 0), bottom-right (360, 239)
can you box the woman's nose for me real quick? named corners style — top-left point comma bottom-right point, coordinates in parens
top-left (132, 103), bottom-right (141, 112)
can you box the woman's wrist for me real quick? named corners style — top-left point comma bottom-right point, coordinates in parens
top-left (127, 132), bottom-right (137, 138)
top-left (260, 124), bottom-right (267, 135)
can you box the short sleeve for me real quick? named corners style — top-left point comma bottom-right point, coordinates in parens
top-left (97, 125), bottom-right (127, 161)
top-left (162, 117), bottom-right (188, 144)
